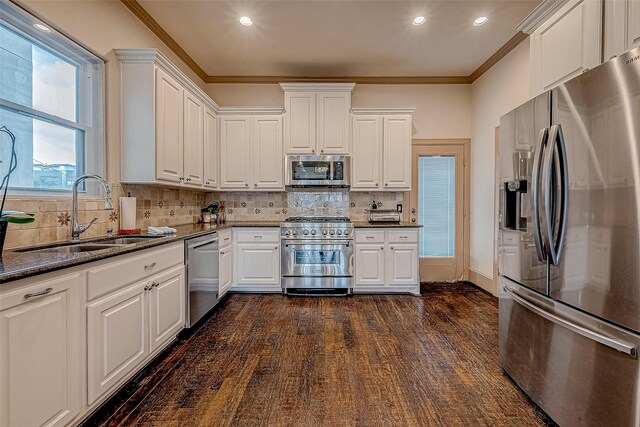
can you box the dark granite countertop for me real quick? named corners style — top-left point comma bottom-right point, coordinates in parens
top-left (352, 221), bottom-right (422, 228)
top-left (0, 221), bottom-right (282, 284)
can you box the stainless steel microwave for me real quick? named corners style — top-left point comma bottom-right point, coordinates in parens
top-left (285, 155), bottom-right (350, 188)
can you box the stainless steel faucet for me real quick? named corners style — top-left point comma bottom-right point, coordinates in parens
top-left (71, 174), bottom-right (114, 240)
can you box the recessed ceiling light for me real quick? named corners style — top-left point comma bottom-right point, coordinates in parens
top-left (473, 16), bottom-right (488, 26)
top-left (33, 23), bottom-right (51, 32)
top-left (413, 16), bottom-right (426, 26)
top-left (239, 16), bottom-right (253, 26)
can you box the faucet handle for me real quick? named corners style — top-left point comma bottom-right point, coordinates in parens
top-left (79, 217), bottom-right (98, 233)
top-left (106, 228), bottom-right (113, 237)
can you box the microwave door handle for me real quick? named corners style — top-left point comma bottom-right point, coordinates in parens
top-left (532, 127), bottom-right (548, 263)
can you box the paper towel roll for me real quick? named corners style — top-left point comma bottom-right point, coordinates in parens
top-left (119, 197), bottom-right (137, 230)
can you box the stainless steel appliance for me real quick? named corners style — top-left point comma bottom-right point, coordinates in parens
top-left (285, 155), bottom-right (350, 187)
top-left (498, 47), bottom-right (640, 426)
top-left (280, 216), bottom-right (354, 294)
top-left (185, 233), bottom-right (219, 328)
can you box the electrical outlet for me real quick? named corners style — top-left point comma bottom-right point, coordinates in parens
top-left (396, 204), bottom-right (402, 213)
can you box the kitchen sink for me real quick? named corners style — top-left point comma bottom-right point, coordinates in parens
top-left (98, 236), bottom-right (167, 245)
top-left (27, 244), bottom-right (122, 254)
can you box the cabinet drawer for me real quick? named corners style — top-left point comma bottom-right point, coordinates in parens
top-left (234, 228), bottom-right (280, 243)
top-left (219, 229), bottom-right (232, 248)
top-left (387, 230), bottom-right (418, 243)
top-left (87, 243), bottom-right (184, 301)
top-left (355, 230), bottom-right (385, 243)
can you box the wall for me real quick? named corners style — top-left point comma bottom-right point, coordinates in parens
top-left (207, 84), bottom-right (472, 139)
top-left (2, 0), bottom-right (210, 248)
top-left (469, 40), bottom-right (531, 293)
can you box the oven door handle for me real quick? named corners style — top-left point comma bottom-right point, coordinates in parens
top-left (284, 242), bottom-right (351, 247)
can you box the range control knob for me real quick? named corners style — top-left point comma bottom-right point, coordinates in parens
top-left (337, 230), bottom-right (343, 235)
top-left (311, 229), bottom-right (317, 235)
top-left (344, 230), bottom-right (349, 236)
top-left (322, 229), bottom-right (328, 236)
top-left (292, 230), bottom-right (298, 236)
top-left (303, 229), bottom-right (310, 235)
top-left (330, 230), bottom-right (335, 235)
top-left (285, 230), bottom-right (291, 236)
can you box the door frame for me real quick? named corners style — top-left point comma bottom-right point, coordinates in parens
top-left (404, 139), bottom-right (471, 281)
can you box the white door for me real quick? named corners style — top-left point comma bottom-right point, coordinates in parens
top-left (183, 90), bottom-right (204, 186)
top-left (253, 116), bottom-right (284, 190)
top-left (219, 247), bottom-right (233, 297)
top-left (354, 245), bottom-right (386, 287)
top-left (148, 266), bottom-right (185, 352)
top-left (220, 116), bottom-right (252, 189)
top-left (383, 115), bottom-right (412, 190)
top-left (203, 107), bottom-right (218, 188)
top-left (155, 67), bottom-right (184, 183)
top-left (351, 115), bottom-right (382, 190)
top-left (284, 92), bottom-right (316, 154)
top-left (87, 281), bottom-right (148, 404)
top-left (0, 274), bottom-right (82, 427)
top-left (387, 244), bottom-right (419, 286)
top-left (317, 92), bottom-right (350, 154)
top-left (235, 243), bottom-right (280, 285)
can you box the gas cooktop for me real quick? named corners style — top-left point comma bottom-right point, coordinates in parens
top-left (284, 216), bottom-right (351, 223)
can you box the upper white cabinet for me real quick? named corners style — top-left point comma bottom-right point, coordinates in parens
top-left (281, 84), bottom-right (354, 155)
top-left (219, 110), bottom-right (284, 191)
top-left (530, 0), bottom-right (603, 95)
top-left (116, 49), bottom-right (219, 190)
top-left (351, 109), bottom-right (414, 191)
top-left (604, 0), bottom-right (640, 60)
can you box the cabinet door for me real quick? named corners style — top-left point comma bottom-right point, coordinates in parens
top-left (604, 0), bottom-right (640, 60)
top-left (530, 0), bottom-right (602, 95)
top-left (253, 116), bottom-right (284, 190)
top-left (0, 274), bottom-right (82, 427)
top-left (382, 115), bottom-right (412, 190)
top-left (219, 246), bottom-right (233, 297)
top-left (235, 243), bottom-right (280, 285)
top-left (87, 281), bottom-right (148, 404)
top-left (317, 92), bottom-right (350, 154)
top-left (149, 266), bottom-right (185, 353)
top-left (155, 67), bottom-right (184, 183)
top-left (183, 90), bottom-right (204, 186)
top-left (284, 92), bottom-right (316, 154)
top-left (387, 244), bottom-right (419, 286)
top-left (220, 116), bottom-right (252, 189)
top-left (351, 115), bottom-right (382, 190)
top-left (203, 107), bottom-right (218, 188)
top-left (355, 244), bottom-right (386, 287)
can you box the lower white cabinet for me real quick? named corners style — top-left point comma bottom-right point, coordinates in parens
top-left (219, 230), bottom-right (233, 297)
top-left (354, 228), bottom-right (419, 294)
top-left (148, 266), bottom-right (185, 352)
top-left (0, 272), bottom-right (83, 427)
top-left (232, 228), bottom-right (281, 292)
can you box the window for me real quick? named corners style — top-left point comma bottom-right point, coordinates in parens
top-left (418, 156), bottom-right (455, 257)
top-left (0, 2), bottom-right (103, 192)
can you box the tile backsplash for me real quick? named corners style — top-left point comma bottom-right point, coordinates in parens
top-left (210, 190), bottom-right (404, 222)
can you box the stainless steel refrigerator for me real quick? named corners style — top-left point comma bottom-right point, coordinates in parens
top-left (499, 46), bottom-right (640, 426)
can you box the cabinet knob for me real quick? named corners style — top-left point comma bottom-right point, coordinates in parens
top-left (320, 149), bottom-right (324, 153)
top-left (275, 246), bottom-right (278, 250)
top-left (390, 246), bottom-right (394, 250)
top-left (312, 149), bottom-right (315, 153)
top-left (152, 281), bottom-right (159, 288)
top-left (385, 183), bottom-right (388, 187)
top-left (179, 177), bottom-right (184, 181)
top-left (206, 181), bottom-right (210, 185)
top-left (254, 183), bottom-right (257, 187)
top-left (380, 247), bottom-right (384, 250)
top-left (245, 183), bottom-right (249, 187)
top-left (375, 183), bottom-right (379, 187)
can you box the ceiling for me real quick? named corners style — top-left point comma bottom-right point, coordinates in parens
top-left (135, 0), bottom-right (541, 80)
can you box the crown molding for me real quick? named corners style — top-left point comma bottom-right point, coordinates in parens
top-left (516, 0), bottom-right (569, 34)
top-left (123, 0), bottom-right (528, 86)
top-left (279, 83), bottom-right (356, 92)
top-left (351, 107), bottom-right (417, 115)
top-left (217, 107), bottom-right (285, 115)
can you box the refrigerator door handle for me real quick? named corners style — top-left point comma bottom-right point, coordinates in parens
top-left (503, 285), bottom-right (637, 356)
top-left (532, 127), bottom-right (548, 262)
top-left (543, 125), bottom-right (569, 266)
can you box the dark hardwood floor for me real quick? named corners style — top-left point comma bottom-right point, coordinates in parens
top-left (83, 283), bottom-right (554, 427)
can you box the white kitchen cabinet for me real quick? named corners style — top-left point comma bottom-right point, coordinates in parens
top-left (220, 116), bottom-right (252, 189)
top-left (530, 0), bottom-right (602, 95)
top-left (219, 113), bottom-right (284, 191)
top-left (116, 49), bottom-right (220, 190)
top-left (148, 266), bottom-right (185, 353)
top-left (155, 67), bottom-right (184, 184)
top-left (183, 89), bottom-right (204, 186)
top-left (353, 229), bottom-right (419, 294)
top-left (0, 272), bottom-right (83, 427)
top-left (281, 84), bottom-right (355, 155)
top-left (351, 110), bottom-right (414, 191)
top-left (232, 228), bottom-right (281, 292)
top-left (203, 106), bottom-right (218, 188)
top-left (219, 231), bottom-right (233, 298)
top-left (604, 0), bottom-right (640, 60)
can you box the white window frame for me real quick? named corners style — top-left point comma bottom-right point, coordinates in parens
top-left (0, 1), bottom-right (104, 196)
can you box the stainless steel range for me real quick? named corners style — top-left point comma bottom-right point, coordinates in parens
top-left (280, 217), bottom-right (354, 295)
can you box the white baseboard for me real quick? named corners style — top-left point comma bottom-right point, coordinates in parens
top-left (469, 269), bottom-right (497, 295)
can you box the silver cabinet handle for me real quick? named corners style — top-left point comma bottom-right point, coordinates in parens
top-left (151, 281), bottom-right (159, 288)
top-left (503, 285), bottom-right (637, 356)
top-left (399, 236), bottom-right (408, 239)
top-left (25, 287), bottom-right (53, 299)
top-left (254, 235), bottom-right (263, 239)
top-left (366, 236), bottom-right (374, 239)
top-left (144, 262), bottom-right (157, 270)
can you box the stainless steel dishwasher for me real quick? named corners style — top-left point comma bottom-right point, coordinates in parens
top-left (185, 233), bottom-right (219, 328)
